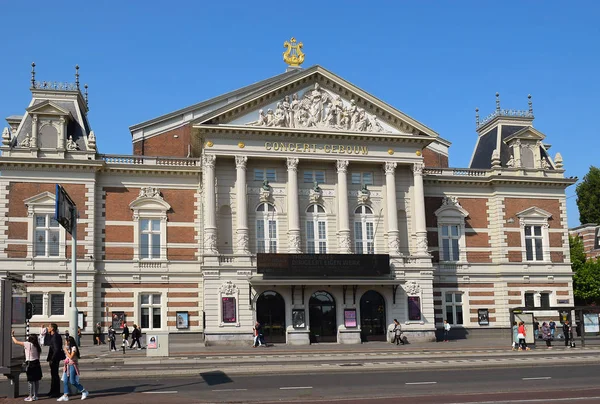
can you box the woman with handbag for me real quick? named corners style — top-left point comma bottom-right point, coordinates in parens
top-left (11, 330), bottom-right (43, 402)
top-left (517, 321), bottom-right (531, 351)
top-left (57, 336), bottom-right (89, 401)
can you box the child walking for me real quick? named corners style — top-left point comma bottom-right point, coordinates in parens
top-left (57, 336), bottom-right (89, 401)
top-left (11, 330), bottom-right (43, 402)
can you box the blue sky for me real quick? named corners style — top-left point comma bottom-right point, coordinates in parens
top-left (1, 1), bottom-right (598, 227)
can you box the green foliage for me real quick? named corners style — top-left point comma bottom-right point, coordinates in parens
top-left (569, 235), bottom-right (587, 273)
top-left (573, 258), bottom-right (600, 305)
top-left (576, 166), bottom-right (600, 224)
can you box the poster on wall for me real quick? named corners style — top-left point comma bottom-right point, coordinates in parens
top-left (292, 309), bottom-right (305, 328)
top-left (583, 313), bottom-right (600, 333)
top-left (344, 308), bottom-right (357, 328)
top-left (111, 311), bottom-right (126, 330)
top-left (478, 309), bottom-right (489, 326)
top-left (147, 335), bottom-right (157, 349)
top-left (176, 311), bottom-right (189, 329)
top-left (78, 311), bottom-right (85, 329)
top-left (222, 297), bottom-right (236, 323)
top-left (408, 297), bottom-right (421, 321)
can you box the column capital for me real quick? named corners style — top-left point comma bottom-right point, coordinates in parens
top-left (412, 162), bottom-right (424, 175)
top-left (384, 161), bottom-right (397, 174)
top-left (336, 159), bottom-right (349, 173)
top-left (202, 154), bottom-right (216, 168)
top-left (287, 157), bottom-right (299, 171)
top-left (32, 114), bottom-right (38, 123)
top-left (235, 155), bottom-right (248, 169)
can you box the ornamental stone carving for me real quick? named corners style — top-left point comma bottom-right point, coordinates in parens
top-left (288, 232), bottom-right (301, 253)
top-left (2, 127), bottom-right (11, 146)
top-left (66, 135), bottom-right (79, 151)
top-left (336, 159), bottom-right (349, 173)
top-left (441, 196), bottom-right (461, 207)
top-left (338, 233), bottom-right (352, 253)
top-left (138, 186), bottom-right (162, 199)
top-left (384, 161), bottom-right (397, 174)
top-left (19, 133), bottom-right (32, 148)
top-left (204, 232), bottom-right (218, 254)
top-left (202, 154), bottom-right (216, 168)
top-left (236, 232), bottom-right (250, 254)
top-left (412, 163), bottom-right (424, 175)
top-left (388, 235), bottom-right (401, 256)
top-left (416, 234), bottom-right (428, 252)
top-left (88, 131), bottom-right (96, 151)
top-left (259, 181), bottom-right (272, 202)
top-left (404, 281), bottom-right (421, 296)
top-left (309, 182), bottom-right (322, 203)
top-left (287, 157), bottom-right (299, 171)
top-left (235, 155), bottom-right (248, 169)
top-left (248, 83), bottom-right (390, 133)
top-left (357, 185), bottom-right (370, 204)
top-left (219, 280), bottom-right (238, 296)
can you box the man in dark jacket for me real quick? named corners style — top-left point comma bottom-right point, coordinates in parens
top-left (129, 324), bottom-right (142, 349)
top-left (563, 320), bottom-right (572, 347)
top-left (45, 323), bottom-right (65, 397)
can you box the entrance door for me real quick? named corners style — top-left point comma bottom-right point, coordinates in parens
top-left (360, 290), bottom-right (386, 341)
top-left (256, 291), bottom-right (286, 343)
top-left (309, 291), bottom-right (337, 343)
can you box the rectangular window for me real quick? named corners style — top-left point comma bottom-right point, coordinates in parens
top-left (29, 294), bottom-right (43, 316)
top-left (50, 294), bottom-right (64, 316)
top-left (351, 172), bottom-right (374, 185)
top-left (354, 221), bottom-right (374, 254)
top-left (540, 293), bottom-right (550, 308)
top-left (444, 292), bottom-right (463, 325)
top-left (254, 168), bottom-right (276, 182)
top-left (524, 225), bottom-right (544, 261)
top-left (306, 220), bottom-right (327, 254)
top-left (34, 214), bottom-right (60, 257)
top-left (140, 293), bottom-right (162, 329)
top-left (303, 170), bottom-right (325, 184)
top-left (441, 224), bottom-right (460, 261)
top-left (140, 219), bottom-right (161, 259)
top-left (257, 219), bottom-right (277, 253)
top-left (524, 292), bottom-right (535, 308)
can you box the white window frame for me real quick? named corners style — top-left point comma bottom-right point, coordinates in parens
top-left (140, 293), bottom-right (163, 330)
top-left (28, 293), bottom-right (44, 316)
top-left (354, 205), bottom-right (375, 254)
top-left (26, 290), bottom-right (68, 320)
top-left (256, 202), bottom-right (277, 253)
top-left (139, 218), bottom-right (162, 259)
top-left (305, 204), bottom-right (327, 253)
top-left (351, 172), bottom-right (374, 186)
top-left (516, 207), bottom-right (552, 263)
top-left (443, 292), bottom-right (464, 326)
top-left (595, 227), bottom-right (600, 250)
top-left (33, 213), bottom-right (61, 258)
top-left (303, 170), bottom-right (326, 184)
top-left (49, 292), bottom-right (66, 317)
top-left (24, 192), bottom-right (66, 259)
top-left (434, 199), bottom-right (468, 263)
top-left (254, 168), bottom-right (277, 182)
top-left (129, 189), bottom-right (171, 262)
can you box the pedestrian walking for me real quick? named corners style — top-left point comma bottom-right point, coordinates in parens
top-left (108, 326), bottom-right (117, 351)
top-left (533, 319), bottom-right (540, 340)
top-left (253, 321), bottom-right (265, 347)
top-left (512, 321), bottom-right (519, 350)
top-left (517, 321), bottom-right (531, 351)
top-left (541, 322), bottom-right (552, 349)
top-left (122, 323), bottom-right (130, 345)
top-left (45, 323), bottom-right (66, 398)
top-left (549, 320), bottom-right (556, 339)
top-left (443, 320), bottom-right (451, 342)
top-left (11, 330), bottom-right (43, 402)
top-left (392, 319), bottom-right (405, 345)
top-left (563, 320), bottom-right (572, 348)
top-left (57, 336), bottom-right (90, 401)
top-left (94, 323), bottom-right (104, 345)
top-left (129, 324), bottom-right (142, 349)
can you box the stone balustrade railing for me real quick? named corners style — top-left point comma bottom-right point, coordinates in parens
top-left (423, 168), bottom-right (488, 177)
top-left (100, 154), bottom-right (201, 167)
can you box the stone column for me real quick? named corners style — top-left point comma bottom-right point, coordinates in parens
top-left (287, 158), bottom-right (301, 253)
top-left (336, 160), bottom-right (352, 253)
top-left (412, 162), bottom-right (429, 255)
top-left (235, 156), bottom-right (250, 254)
top-left (202, 154), bottom-right (218, 254)
top-left (384, 162), bottom-right (401, 256)
top-left (58, 117), bottom-right (66, 149)
top-left (31, 114), bottom-right (38, 148)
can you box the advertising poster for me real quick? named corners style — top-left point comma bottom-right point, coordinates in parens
top-left (222, 297), bottom-right (236, 323)
top-left (584, 313), bottom-right (600, 333)
top-left (176, 311), bottom-right (189, 329)
top-left (344, 308), bottom-right (357, 328)
top-left (408, 297), bottom-right (421, 321)
top-left (147, 335), bottom-right (157, 349)
top-left (478, 309), bottom-right (489, 326)
top-left (111, 311), bottom-right (126, 330)
top-left (292, 309), bottom-right (305, 328)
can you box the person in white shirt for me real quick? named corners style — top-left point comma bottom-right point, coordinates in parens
top-left (12, 330), bottom-right (43, 402)
top-left (443, 320), bottom-right (451, 342)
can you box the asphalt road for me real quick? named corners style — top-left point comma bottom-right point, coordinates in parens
top-left (2, 363), bottom-right (600, 403)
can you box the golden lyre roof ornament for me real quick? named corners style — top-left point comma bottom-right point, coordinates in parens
top-left (283, 37), bottom-right (305, 67)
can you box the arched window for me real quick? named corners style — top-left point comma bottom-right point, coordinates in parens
top-left (354, 205), bottom-right (374, 254)
top-left (305, 204), bottom-right (327, 253)
top-left (256, 202), bottom-right (277, 253)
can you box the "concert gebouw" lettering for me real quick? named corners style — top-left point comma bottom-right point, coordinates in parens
top-left (264, 142), bottom-right (368, 155)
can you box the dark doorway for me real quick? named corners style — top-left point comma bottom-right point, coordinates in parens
top-left (309, 291), bottom-right (337, 343)
top-left (360, 290), bottom-right (386, 341)
top-left (256, 291), bottom-right (286, 343)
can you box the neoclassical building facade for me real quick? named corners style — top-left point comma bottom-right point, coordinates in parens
top-left (0, 57), bottom-right (576, 344)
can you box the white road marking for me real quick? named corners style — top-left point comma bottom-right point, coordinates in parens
top-left (405, 381), bottom-right (437, 385)
top-left (211, 389), bottom-right (248, 392)
top-left (142, 391), bottom-right (179, 394)
top-left (280, 386), bottom-right (313, 390)
top-left (522, 377), bottom-right (552, 380)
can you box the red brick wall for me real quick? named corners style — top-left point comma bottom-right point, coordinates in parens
top-left (167, 227), bottom-right (195, 244)
top-left (460, 198), bottom-right (488, 228)
top-left (105, 226), bottom-right (133, 243)
top-left (465, 232), bottom-right (490, 248)
top-left (504, 198), bottom-right (562, 229)
top-left (422, 148), bottom-right (449, 168)
top-left (104, 187), bottom-right (135, 221)
top-left (133, 125), bottom-right (192, 157)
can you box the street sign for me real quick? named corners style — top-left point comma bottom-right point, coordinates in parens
top-left (54, 184), bottom-right (76, 235)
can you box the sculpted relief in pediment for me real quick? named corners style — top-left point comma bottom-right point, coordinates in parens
top-left (234, 84), bottom-right (400, 134)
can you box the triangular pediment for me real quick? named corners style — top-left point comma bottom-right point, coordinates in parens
top-left (516, 206), bottom-right (552, 220)
top-left (26, 100), bottom-right (70, 117)
top-left (194, 66), bottom-right (439, 138)
top-left (24, 191), bottom-right (56, 206)
top-left (504, 127), bottom-right (545, 143)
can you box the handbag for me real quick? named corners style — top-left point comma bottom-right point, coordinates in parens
top-left (517, 333), bottom-right (525, 339)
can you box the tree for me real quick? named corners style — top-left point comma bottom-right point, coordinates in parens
top-left (570, 235), bottom-right (587, 273)
top-left (573, 258), bottom-right (600, 305)
top-left (576, 166), bottom-right (600, 224)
